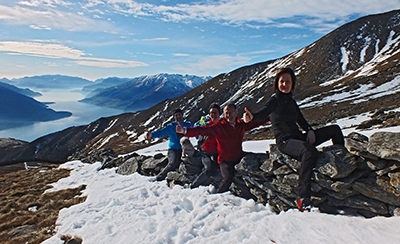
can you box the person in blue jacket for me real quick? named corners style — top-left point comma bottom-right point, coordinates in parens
top-left (145, 108), bottom-right (193, 181)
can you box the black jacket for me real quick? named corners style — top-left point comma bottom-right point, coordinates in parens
top-left (253, 90), bottom-right (313, 143)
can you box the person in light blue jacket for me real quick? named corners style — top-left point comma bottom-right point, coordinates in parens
top-left (145, 108), bottom-right (193, 181)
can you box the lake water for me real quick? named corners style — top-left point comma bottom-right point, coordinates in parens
top-left (0, 89), bottom-right (124, 142)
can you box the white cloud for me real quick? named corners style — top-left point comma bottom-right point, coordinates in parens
top-left (0, 4), bottom-right (114, 32)
top-left (75, 58), bottom-right (148, 68)
top-left (17, 0), bottom-right (71, 8)
top-left (142, 37), bottom-right (169, 41)
top-left (0, 40), bottom-right (85, 59)
top-left (173, 53), bottom-right (190, 57)
top-left (100, 0), bottom-right (400, 33)
top-left (142, 52), bottom-right (163, 56)
top-left (0, 40), bottom-right (148, 68)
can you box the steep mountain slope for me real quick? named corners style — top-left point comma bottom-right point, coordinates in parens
top-left (1, 10), bottom-right (399, 164)
top-left (0, 86), bottom-right (72, 130)
top-left (80, 74), bottom-right (211, 111)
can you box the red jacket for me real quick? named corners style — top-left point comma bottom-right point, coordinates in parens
top-left (202, 120), bottom-right (218, 155)
top-left (185, 118), bottom-right (268, 164)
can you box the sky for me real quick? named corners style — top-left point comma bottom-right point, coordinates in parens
top-left (39, 119), bottom-right (400, 244)
top-left (0, 1), bottom-right (399, 81)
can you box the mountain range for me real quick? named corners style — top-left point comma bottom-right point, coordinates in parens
top-left (8, 74), bottom-right (93, 89)
top-left (80, 74), bottom-right (212, 112)
top-left (0, 9), bottom-right (399, 165)
top-left (0, 73), bottom-right (208, 131)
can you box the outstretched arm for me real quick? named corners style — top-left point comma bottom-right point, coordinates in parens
top-left (247, 95), bottom-right (278, 122)
top-left (145, 130), bottom-right (152, 140)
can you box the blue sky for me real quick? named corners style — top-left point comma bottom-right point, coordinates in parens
top-left (0, 0), bottom-right (399, 81)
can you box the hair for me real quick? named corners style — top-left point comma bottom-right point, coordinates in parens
top-left (173, 108), bottom-right (183, 115)
top-left (208, 102), bottom-right (221, 114)
top-left (224, 103), bottom-right (237, 111)
top-left (273, 67), bottom-right (296, 93)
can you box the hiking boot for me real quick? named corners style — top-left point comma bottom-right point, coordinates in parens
top-left (295, 198), bottom-right (311, 212)
top-left (155, 172), bottom-right (166, 181)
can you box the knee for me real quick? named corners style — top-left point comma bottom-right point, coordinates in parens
top-left (331, 124), bottom-right (344, 145)
top-left (332, 124), bottom-right (342, 133)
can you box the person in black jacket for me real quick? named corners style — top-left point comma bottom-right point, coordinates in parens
top-left (243, 67), bottom-right (344, 211)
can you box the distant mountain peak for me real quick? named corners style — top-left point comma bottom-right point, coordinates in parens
top-left (80, 73), bottom-right (211, 112)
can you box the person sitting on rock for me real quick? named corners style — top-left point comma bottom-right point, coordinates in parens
top-left (243, 67), bottom-right (345, 211)
top-left (145, 108), bottom-right (193, 181)
top-left (176, 103), bottom-right (269, 193)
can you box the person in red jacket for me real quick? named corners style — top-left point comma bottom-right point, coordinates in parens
top-left (176, 103), bottom-right (269, 193)
top-left (190, 102), bottom-right (221, 188)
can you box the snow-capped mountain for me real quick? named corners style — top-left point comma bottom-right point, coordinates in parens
top-left (1, 9), bottom-right (400, 164)
top-left (80, 73), bottom-right (212, 112)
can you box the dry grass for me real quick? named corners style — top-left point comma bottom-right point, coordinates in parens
top-left (0, 165), bottom-right (87, 244)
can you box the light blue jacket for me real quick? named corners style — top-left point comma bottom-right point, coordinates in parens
top-left (151, 121), bottom-right (193, 150)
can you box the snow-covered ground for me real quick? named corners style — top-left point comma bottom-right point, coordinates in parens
top-left (42, 116), bottom-right (400, 244)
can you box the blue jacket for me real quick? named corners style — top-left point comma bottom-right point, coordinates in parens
top-left (151, 121), bottom-right (193, 150)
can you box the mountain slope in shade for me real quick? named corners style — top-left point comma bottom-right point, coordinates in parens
top-left (0, 79), bottom-right (41, 97)
top-left (0, 86), bottom-right (71, 130)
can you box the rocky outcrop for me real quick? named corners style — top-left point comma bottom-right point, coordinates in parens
top-left (72, 131), bottom-right (400, 218)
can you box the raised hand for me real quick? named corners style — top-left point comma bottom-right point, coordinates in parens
top-left (145, 130), bottom-right (152, 140)
top-left (176, 122), bottom-right (185, 134)
top-left (243, 107), bottom-right (254, 123)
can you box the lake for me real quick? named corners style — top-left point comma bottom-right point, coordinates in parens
top-left (0, 89), bottom-right (124, 142)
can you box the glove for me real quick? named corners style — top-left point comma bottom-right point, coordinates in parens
top-left (306, 130), bottom-right (316, 145)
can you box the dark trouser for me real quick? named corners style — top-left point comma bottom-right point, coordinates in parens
top-left (191, 151), bottom-right (218, 188)
top-left (277, 125), bottom-right (344, 198)
top-left (217, 160), bottom-right (238, 193)
top-left (156, 149), bottom-right (182, 181)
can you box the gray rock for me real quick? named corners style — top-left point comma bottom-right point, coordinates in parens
top-left (352, 178), bottom-right (400, 207)
top-left (269, 144), bottom-right (301, 171)
top-left (315, 145), bottom-right (357, 179)
top-left (116, 156), bottom-right (141, 175)
top-left (259, 158), bottom-right (281, 175)
top-left (236, 153), bottom-right (270, 177)
top-left (140, 155), bottom-right (168, 175)
top-left (345, 132), bottom-right (379, 160)
top-left (388, 172), bottom-right (400, 191)
top-left (367, 132), bottom-right (400, 161)
top-left (327, 195), bottom-right (389, 216)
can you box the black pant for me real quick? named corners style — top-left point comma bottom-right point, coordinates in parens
top-left (217, 160), bottom-right (238, 193)
top-left (191, 151), bottom-right (218, 188)
top-left (277, 125), bottom-right (344, 198)
top-left (156, 149), bottom-right (182, 181)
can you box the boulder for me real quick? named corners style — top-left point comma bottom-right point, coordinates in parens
top-left (367, 132), bottom-right (400, 161)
